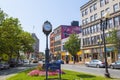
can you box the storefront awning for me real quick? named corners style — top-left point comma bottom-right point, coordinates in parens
top-left (77, 50), bottom-right (82, 55)
top-left (106, 47), bottom-right (114, 52)
top-left (61, 52), bottom-right (66, 56)
top-left (84, 49), bottom-right (91, 53)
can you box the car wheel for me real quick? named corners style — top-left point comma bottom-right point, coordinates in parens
top-left (110, 65), bottom-right (114, 69)
top-left (96, 64), bottom-right (100, 68)
top-left (86, 64), bottom-right (89, 67)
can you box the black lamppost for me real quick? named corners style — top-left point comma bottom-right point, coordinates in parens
top-left (43, 21), bottom-right (52, 80)
top-left (100, 12), bottom-right (110, 78)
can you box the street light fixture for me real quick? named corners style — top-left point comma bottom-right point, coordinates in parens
top-left (43, 21), bottom-right (52, 80)
top-left (100, 12), bottom-right (110, 78)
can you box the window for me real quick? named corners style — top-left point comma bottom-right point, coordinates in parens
top-left (88, 37), bottom-right (91, 45)
top-left (105, 0), bottom-right (109, 4)
top-left (90, 15), bottom-right (94, 22)
top-left (96, 23), bottom-right (100, 32)
top-left (94, 3), bottom-right (97, 10)
top-left (82, 20), bottom-right (85, 25)
top-left (91, 26), bottom-right (94, 33)
top-left (101, 10), bottom-right (104, 18)
top-left (82, 29), bottom-right (84, 35)
top-left (93, 25), bottom-right (95, 33)
top-left (105, 8), bottom-right (110, 13)
top-left (86, 18), bottom-right (88, 24)
top-left (85, 9), bottom-right (88, 15)
top-left (83, 38), bottom-right (85, 45)
top-left (90, 6), bottom-right (94, 13)
top-left (108, 19), bottom-right (113, 28)
top-left (94, 13), bottom-right (97, 20)
top-left (114, 16), bottom-right (119, 27)
top-left (87, 28), bottom-right (90, 35)
top-left (91, 36), bottom-right (94, 45)
top-left (100, 0), bottom-right (105, 7)
top-left (113, 3), bottom-right (119, 12)
top-left (94, 25), bottom-right (97, 33)
top-left (82, 11), bottom-right (84, 17)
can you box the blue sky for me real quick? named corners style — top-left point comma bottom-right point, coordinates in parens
top-left (0, 0), bottom-right (89, 52)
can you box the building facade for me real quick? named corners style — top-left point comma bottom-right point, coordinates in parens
top-left (31, 33), bottom-right (39, 60)
top-left (50, 21), bottom-right (82, 62)
top-left (50, 32), bottom-right (55, 54)
top-left (80, 0), bottom-right (120, 64)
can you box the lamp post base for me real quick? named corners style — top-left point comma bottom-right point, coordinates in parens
top-left (104, 72), bottom-right (110, 78)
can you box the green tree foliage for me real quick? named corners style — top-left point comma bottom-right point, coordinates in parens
top-left (0, 11), bottom-right (35, 60)
top-left (106, 29), bottom-right (120, 59)
top-left (0, 17), bottom-right (23, 59)
top-left (0, 8), bottom-right (7, 24)
top-left (64, 33), bottom-right (80, 64)
top-left (19, 31), bottom-right (35, 53)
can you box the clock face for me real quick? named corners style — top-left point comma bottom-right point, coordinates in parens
top-left (43, 23), bottom-right (52, 31)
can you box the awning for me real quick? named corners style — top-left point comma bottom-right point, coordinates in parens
top-left (84, 49), bottom-right (91, 53)
top-left (61, 52), bottom-right (66, 56)
top-left (106, 47), bottom-right (114, 52)
top-left (77, 50), bottom-right (82, 55)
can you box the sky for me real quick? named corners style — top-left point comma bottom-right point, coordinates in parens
top-left (0, 0), bottom-right (89, 52)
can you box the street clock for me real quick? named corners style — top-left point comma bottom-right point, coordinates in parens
top-left (43, 21), bottom-right (52, 35)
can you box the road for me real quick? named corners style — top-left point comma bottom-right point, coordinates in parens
top-left (0, 63), bottom-right (37, 80)
top-left (0, 62), bottom-right (120, 80)
top-left (61, 64), bottom-right (120, 78)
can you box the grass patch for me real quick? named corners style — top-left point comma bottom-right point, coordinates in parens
top-left (7, 69), bottom-right (118, 80)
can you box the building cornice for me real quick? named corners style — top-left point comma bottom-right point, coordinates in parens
top-left (80, 0), bottom-right (97, 11)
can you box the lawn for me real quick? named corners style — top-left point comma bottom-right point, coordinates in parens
top-left (7, 68), bottom-right (118, 80)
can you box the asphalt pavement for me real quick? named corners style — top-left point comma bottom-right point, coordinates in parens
top-left (61, 64), bottom-right (120, 79)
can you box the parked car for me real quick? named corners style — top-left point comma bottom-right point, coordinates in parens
top-left (8, 59), bottom-right (18, 67)
top-left (17, 60), bottom-right (24, 66)
top-left (0, 62), bottom-right (4, 70)
top-left (0, 61), bottom-right (10, 69)
top-left (85, 59), bottom-right (105, 68)
top-left (24, 60), bottom-right (29, 63)
top-left (109, 60), bottom-right (120, 69)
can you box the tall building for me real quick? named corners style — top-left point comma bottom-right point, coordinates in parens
top-left (80, 0), bottom-right (120, 63)
top-left (31, 33), bottom-right (39, 59)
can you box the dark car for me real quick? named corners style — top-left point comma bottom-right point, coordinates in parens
top-left (85, 59), bottom-right (105, 68)
top-left (8, 59), bottom-right (17, 67)
top-left (0, 61), bottom-right (10, 69)
top-left (109, 60), bottom-right (120, 69)
top-left (0, 62), bottom-right (4, 70)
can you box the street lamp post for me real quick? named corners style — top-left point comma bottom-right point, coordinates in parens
top-left (100, 12), bottom-right (110, 78)
top-left (43, 21), bottom-right (52, 80)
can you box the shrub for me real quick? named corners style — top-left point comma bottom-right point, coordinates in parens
top-left (36, 63), bottom-right (43, 71)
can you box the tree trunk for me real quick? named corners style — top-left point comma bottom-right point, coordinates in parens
top-left (73, 55), bottom-right (76, 64)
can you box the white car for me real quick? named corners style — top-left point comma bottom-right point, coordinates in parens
top-left (109, 60), bottom-right (120, 69)
top-left (85, 59), bottom-right (105, 68)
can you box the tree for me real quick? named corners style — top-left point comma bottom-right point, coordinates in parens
top-left (0, 8), bottom-right (7, 24)
top-left (19, 31), bottom-right (35, 53)
top-left (64, 33), bottom-right (80, 64)
top-left (0, 9), bottom-right (35, 61)
top-left (106, 29), bottom-right (120, 60)
top-left (0, 17), bottom-right (35, 61)
top-left (0, 17), bottom-right (23, 60)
